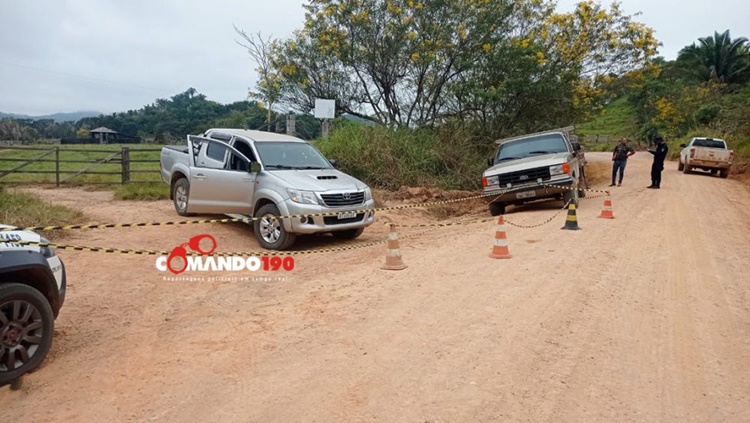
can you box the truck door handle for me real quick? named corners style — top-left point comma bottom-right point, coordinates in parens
top-left (242, 178), bottom-right (253, 182)
top-left (194, 174), bottom-right (206, 180)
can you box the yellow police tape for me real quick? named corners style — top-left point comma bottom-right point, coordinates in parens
top-left (0, 184), bottom-right (611, 233)
top-left (10, 222), bottom-right (453, 257)
top-left (1, 190), bottom-right (508, 233)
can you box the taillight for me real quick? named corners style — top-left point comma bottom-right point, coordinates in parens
top-left (562, 163), bottom-right (570, 174)
top-left (690, 148), bottom-right (695, 158)
top-left (482, 177), bottom-right (488, 187)
top-left (729, 151), bottom-right (735, 163)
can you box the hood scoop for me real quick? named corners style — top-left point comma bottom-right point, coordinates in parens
top-left (316, 175), bottom-right (338, 180)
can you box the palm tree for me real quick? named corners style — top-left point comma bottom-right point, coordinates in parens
top-left (677, 30), bottom-right (750, 84)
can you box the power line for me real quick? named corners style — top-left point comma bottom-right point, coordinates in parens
top-left (0, 60), bottom-right (167, 92)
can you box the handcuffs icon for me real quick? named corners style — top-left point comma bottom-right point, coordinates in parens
top-left (166, 234), bottom-right (217, 274)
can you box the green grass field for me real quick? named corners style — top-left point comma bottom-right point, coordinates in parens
top-left (575, 97), bottom-right (640, 152)
top-left (0, 143), bottom-right (163, 185)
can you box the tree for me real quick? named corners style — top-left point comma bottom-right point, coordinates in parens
top-left (270, 0), bottom-right (658, 134)
top-left (293, 0), bottom-right (535, 126)
top-left (234, 26), bottom-right (283, 127)
top-left (677, 30), bottom-right (750, 84)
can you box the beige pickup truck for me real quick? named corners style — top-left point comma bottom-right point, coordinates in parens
top-left (482, 127), bottom-right (588, 215)
top-left (678, 137), bottom-right (734, 178)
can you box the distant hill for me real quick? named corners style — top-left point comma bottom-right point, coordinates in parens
top-left (0, 111), bottom-right (101, 122)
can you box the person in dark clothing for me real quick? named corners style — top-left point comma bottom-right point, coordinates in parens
top-left (610, 137), bottom-right (635, 187)
top-left (647, 136), bottom-right (669, 189)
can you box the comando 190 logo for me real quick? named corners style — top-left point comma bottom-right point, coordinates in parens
top-left (155, 234), bottom-right (295, 275)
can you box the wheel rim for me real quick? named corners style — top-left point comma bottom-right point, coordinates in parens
top-left (175, 185), bottom-right (187, 211)
top-left (259, 214), bottom-right (281, 244)
top-left (0, 299), bottom-right (44, 372)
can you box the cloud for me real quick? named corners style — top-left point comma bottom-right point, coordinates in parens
top-left (0, 0), bottom-right (304, 115)
top-left (1, 0), bottom-right (748, 115)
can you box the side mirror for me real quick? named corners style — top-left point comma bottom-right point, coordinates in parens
top-left (487, 157), bottom-right (494, 167)
top-left (679, 143), bottom-right (686, 148)
top-left (249, 162), bottom-right (262, 173)
top-left (329, 158), bottom-right (337, 168)
top-left (571, 141), bottom-right (582, 151)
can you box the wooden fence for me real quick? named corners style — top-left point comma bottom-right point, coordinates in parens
top-left (0, 145), bottom-right (163, 185)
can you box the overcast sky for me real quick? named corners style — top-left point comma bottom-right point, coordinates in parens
top-left (1, 0), bottom-right (748, 116)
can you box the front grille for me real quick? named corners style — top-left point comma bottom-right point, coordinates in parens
top-left (495, 166), bottom-right (551, 187)
top-left (323, 213), bottom-right (365, 225)
top-left (320, 192), bottom-right (365, 207)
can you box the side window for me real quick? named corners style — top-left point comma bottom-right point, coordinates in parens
top-left (232, 139), bottom-right (256, 162)
top-left (206, 142), bottom-right (228, 161)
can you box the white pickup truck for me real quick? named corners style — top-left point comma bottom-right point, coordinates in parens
top-left (482, 128), bottom-right (587, 215)
top-left (678, 137), bottom-right (734, 178)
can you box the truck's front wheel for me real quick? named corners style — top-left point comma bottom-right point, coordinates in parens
top-left (332, 228), bottom-right (364, 240)
top-left (719, 169), bottom-right (729, 178)
top-left (254, 204), bottom-right (297, 250)
top-left (678, 160), bottom-right (684, 171)
top-left (488, 202), bottom-right (505, 216)
top-left (172, 178), bottom-right (193, 216)
top-left (563, 188), bottom-right (579, 207)
top-left (0, 283), bottom-right (55, 387)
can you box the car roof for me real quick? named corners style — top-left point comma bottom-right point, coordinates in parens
top-left (494, 126), bottom-right (574, 145)
top-left (495, 131), bottom-right (567, 145)
top-left (206, 128), bottom-right (306, 143)
top-left (692, 137), bottom-right (725, 141)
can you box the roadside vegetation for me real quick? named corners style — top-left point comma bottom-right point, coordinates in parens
top-left (0, 185), bottom-right (85, 238)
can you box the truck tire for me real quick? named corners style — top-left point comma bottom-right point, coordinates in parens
top-left (0, 283), bottom-right (55, 387)
top-left (677, 160), bottom-right (684, 171)
top-left (719, 169), bottom-right (729, 178)
top-left (172, 178), bottom-right (193, 216)
top-left (254, 204), bottom-right (297, 250)
top-left (332, 228), bottom-right (364, 240)
top-left (683, 164), bottom-right (692, 174)
top-left (488, 202), bottom-right (505, 216)
top-left (563, 188), bottom-right (579, 207)
top-left (710, 169), bottom-right (718, 175)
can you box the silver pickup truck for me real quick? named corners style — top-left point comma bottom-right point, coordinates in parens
top-left (159, 128), bottom-right (375, 250)
top-left (482, 128), bottom-right (587, 215)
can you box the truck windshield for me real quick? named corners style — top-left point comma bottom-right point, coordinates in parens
top-left (692, 139), bottom-right (725, 149)
top-left (495, 134), bottom-right (568, 161)
top-left (254, 142), bottom-right (332, 170)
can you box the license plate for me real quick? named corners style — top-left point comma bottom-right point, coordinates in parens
top-left (337, 211), bottom-right (357, 219)
top-left (516, 191), bottom-right (536, 199)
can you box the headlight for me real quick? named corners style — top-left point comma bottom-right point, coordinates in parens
top-left (39, 236), bottom-right (56, 257)
top-left (287, 189), bottom-right (319, 205)
top-left (483, 175), bottom-right (499, 187)
top-left (549, 163), bottom-right (571, 176)
top-left (364, 188), bottom-right (372, 201)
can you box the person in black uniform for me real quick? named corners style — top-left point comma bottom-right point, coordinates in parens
top-left (647, 136), bottom-right (669, 189)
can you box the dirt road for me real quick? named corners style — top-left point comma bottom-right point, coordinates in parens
top-left (2, 152), bottom-right (749, 422)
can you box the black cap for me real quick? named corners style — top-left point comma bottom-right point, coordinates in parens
top-left (655, 136), bottom-right (665, 143)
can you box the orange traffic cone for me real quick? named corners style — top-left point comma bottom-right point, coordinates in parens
top-left (599, 193), bottom-right (615, 219)
top-left (381, 224), bottom-right (407, 270)
top-left (489, 216), bottom-right (512, 259)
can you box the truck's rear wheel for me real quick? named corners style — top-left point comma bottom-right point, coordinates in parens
top-left (489, 202), bottom-right (505, 216)
top-left (678, 160), bottom-right (684, 171)
top-left (172, 178), bottom-right (193, 216)
top-left (682, 164), bottom-right (692, 174)
top-left (719, 169), bottom-right (729, 178)
top-left (254, 204), bottom-right (296, 250)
